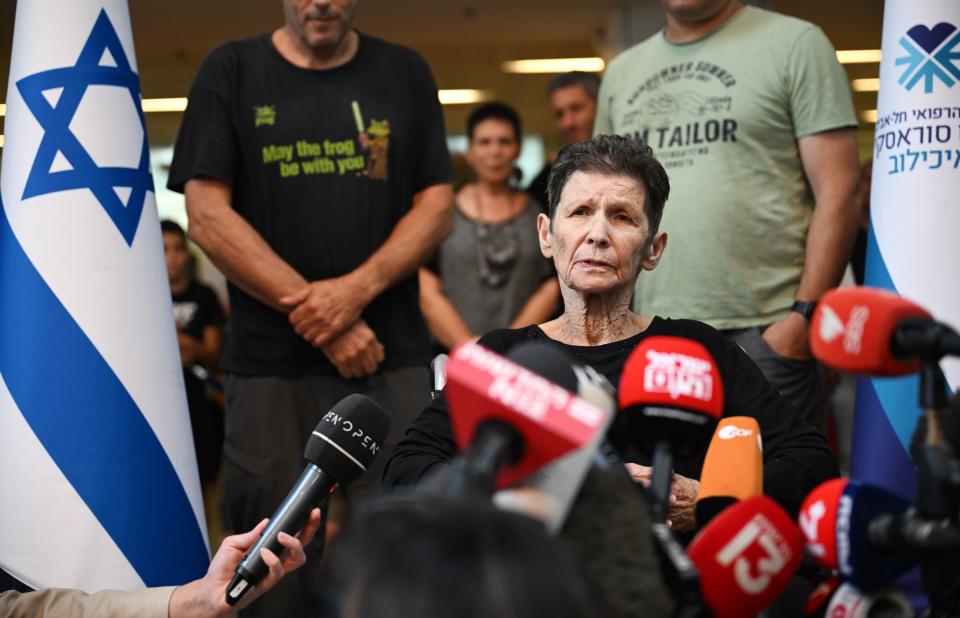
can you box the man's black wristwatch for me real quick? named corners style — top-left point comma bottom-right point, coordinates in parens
top-left (790, 300), bottom-right (818, 321)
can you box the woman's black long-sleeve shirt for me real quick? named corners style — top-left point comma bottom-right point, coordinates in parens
top-left (382, 317), bottom-right (838, 516)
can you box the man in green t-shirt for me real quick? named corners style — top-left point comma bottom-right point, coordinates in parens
top-left (595, 0), bottom-right (860, 430)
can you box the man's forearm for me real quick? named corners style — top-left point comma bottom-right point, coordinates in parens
top-left (795, 190), bottom-right (859, 302)
top-left (185, 179), bottom-right (306, 312)
top-left (795, 129), bottom-right (860, 302)
top-left (349, 183), bottom-right (453, 303)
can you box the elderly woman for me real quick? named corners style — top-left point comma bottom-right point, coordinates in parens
top-left (384, 135), bottom-right (837, 530)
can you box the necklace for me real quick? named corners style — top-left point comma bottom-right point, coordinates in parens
top-left (473, 187), bottom-right (521, 289)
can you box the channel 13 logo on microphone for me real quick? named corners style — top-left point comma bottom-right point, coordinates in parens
top-left (897, 22), bottom-right (960, 93)
top-left (715, 512), bottom-right (794, 595)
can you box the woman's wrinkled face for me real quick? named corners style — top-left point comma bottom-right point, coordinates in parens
top-left (538, 171), bottom-right (666, 297)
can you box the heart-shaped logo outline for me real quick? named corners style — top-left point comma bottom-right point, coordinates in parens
top-left (907, 22), bottom-right (957, 54)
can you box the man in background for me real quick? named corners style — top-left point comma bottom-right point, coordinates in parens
top-left (526, 71), bottom-right (600, 210)
top-left (595, 0), bottom-right (860, 432)
top-left (167, 0), bottom-right (454, 615)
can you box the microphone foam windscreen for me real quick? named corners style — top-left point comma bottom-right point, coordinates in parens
top-left (687, 495), bottom-right (803, 618)
top-left (695, 417), bottom-right (763, 530)
top-left (798, 478), bottom-right (846, 571)
top-left (811, 287), bottom-right (930, 376)
top-left (617, 336), bottom-right (724, 456)
top-left (305, 393), bottom-right (390, 486)
top-left (559, 466), bottom-right (673, 618)
top-left (446, 342), bottom-right (607, 488)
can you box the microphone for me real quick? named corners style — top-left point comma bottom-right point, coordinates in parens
top-left (810, 286), bottom-right (960, 375)
top-left (823, 582), bottom-right (913, 618)
top-left (799, 478), bottom-right (916, 591)
top-left (687, 495), bottom-right (804, 618)
top-left (431, 353), bottom-right (448, 400)
top-left (799, 478), bottom-right (846, 571)
top-left (444, 341), bottom-right (608, 492)
top-left (617, 336), bottom-right (724, 523)
top-left (493, 351), bottom-right (618, 533)
top-left (694, 417), bottom-right (763, 530)
top-left (225, 394), bottom-right (390, 606)
top-left (558, 465), bottom-right (675, 618)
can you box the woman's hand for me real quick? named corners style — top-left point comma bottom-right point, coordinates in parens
top-left (625, 463), bottom-right (700, 533)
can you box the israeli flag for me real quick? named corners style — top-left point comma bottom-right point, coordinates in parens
top-left (0, 1), bottom-right (209, 591)
top-left (853, 0), bottom-right (960, 500)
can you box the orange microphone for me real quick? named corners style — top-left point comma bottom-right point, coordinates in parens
top-left (694, 416), bottom-right (763, 531)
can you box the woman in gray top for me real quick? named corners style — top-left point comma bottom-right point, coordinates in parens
top-left (420, 103), bottom-right (560, 351)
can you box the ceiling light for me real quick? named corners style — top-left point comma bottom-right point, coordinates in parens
top-left (859, 109), bottom-right (877, 123)
top-left (0, 134), bottom-right (4, 148)
top-left (837, 49), bottom-right (882, 64)
top-left (852, 78), bottom-right (880, 92)
top-left (501, 57), bottom-right (605, 74)
top-left (0, 103), bottom-right (5, 117)
top-left (141, 97), bottom-right (188, 113)
top-left (438, 89), bottom-right (492, 105)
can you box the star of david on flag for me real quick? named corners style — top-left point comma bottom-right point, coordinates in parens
top-left (16, 9), bottom-right (153, 245)
top-left (0, 0), bottom-right (208, 593)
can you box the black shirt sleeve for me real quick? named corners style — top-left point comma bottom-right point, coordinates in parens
top-left (686, 320), bottom-right (839, 517)
top-left (382, 329), bottom-right (514, 488)
top-left (167, 44), bottom-right (241, 193)
top-left (405, 50), bottom-right (454, 192)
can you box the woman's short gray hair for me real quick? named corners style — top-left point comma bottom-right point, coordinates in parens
top-left (546, 135), bottom-right (670, 238)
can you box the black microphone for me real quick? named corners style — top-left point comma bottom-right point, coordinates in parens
top-left (225, 394), bottom-right (390, 606)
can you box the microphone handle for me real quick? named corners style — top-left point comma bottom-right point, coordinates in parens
top-left (462, 420), bottom-right (524, 494)
top-left (651, 441), bottom-right (674, 524)
top-left (226, 464), bottom-right (335, 606)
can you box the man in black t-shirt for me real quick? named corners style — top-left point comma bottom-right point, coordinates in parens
top-left (162, 220), bottom-right (226, 487)
top-left (167, 2), bottom-right (454, 615)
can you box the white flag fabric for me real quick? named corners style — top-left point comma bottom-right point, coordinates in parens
top-left (0, 0), bottom-right (209, 591)
top-left (852, 0), bottom-right (960, 499)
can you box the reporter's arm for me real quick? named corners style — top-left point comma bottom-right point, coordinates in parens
top-left (168, 507), bottom-right (321, 617)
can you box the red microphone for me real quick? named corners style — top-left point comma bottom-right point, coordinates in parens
top-left (798, 478), bottom-right (915, 591)
top-left (810, 287), bottom-right (957, 375)
top-left (798, 477), bottom-right (845, 571)
top-left (687, 495), bottom-right (804, 618)
top-left (695, 417), bottom-right (764, 530)
top-left (617, 336), bottom-right (724, 522)
top-left (444, 342), bottom-right (609, 491)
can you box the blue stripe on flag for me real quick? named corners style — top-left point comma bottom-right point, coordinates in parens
top-left (0, 196), bottom-right (208, 586)
top-left (851, 377), bottom-right (918, 501)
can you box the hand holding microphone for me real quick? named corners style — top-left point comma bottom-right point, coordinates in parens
top-left (225, 394), bottom-right (390, 606)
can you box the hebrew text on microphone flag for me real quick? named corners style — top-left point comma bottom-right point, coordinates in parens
top-left (0, 0), bottom-right (209, 592)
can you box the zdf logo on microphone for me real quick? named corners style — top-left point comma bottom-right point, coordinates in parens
top-left (718, 425), bottom-right (753, 440)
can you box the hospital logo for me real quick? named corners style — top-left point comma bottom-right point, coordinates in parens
top-left (896, 22), bottom-right (960, 93)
